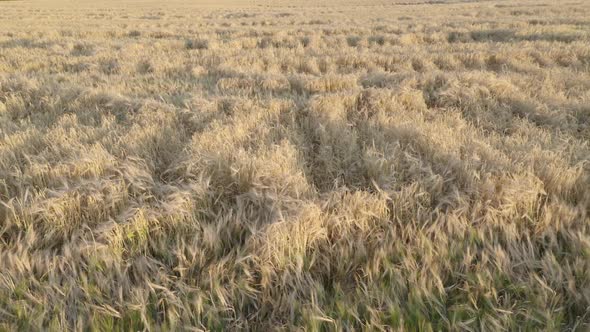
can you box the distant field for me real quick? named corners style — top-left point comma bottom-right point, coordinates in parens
top-left (1, 0), bottom-right (589, 330)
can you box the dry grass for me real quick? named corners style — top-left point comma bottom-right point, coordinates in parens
top-left (1, 0), bottom-right (590, 330)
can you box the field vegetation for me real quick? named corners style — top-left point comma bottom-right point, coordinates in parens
top-left (1, 0), bottom-right (590, 330)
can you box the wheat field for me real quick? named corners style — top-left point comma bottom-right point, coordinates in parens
top-left (1, 0), bottom-right (590, 330)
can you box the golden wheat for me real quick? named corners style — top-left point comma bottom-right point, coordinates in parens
top-left (0, 0), bottom-right (589, 330)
